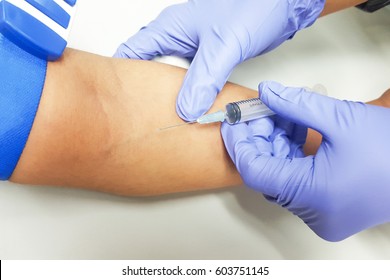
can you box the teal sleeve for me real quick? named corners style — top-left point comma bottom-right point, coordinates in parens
top-left (0, 33), bottom-right (47, 180)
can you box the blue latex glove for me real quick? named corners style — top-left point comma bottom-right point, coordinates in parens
top-left (221, 81), bottom-right (390, 241)
top-left (114, 0), bottom-right (325, 121)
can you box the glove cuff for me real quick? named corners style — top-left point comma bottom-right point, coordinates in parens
top-left (287, 0), bottom-right (325, 39)
top-left (296, 0), bottom-right (325, 28)
top-left (0, 34), bottom-right (47, 180)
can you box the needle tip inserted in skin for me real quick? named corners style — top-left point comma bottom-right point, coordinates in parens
top-left (159, 121), bottom-right (197, 131)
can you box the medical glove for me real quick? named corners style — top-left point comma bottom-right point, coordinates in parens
top-left (221, 81), bottom-right (390, 241)
top-left (114, 0), bottom-right (325, 121)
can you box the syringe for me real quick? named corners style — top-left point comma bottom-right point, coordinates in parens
top-left (196, 98), bottom-right (274, 125)
top-left (159, 98), bottom-right (274, 130)
top-left (194, 83), bottom-right (327, 125)
top-left (159, 84), bottom-right (327, 130)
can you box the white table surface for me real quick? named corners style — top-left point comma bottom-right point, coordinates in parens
top-left (1, 1), bottom-right (390, 259)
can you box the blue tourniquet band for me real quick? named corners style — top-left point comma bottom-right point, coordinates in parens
top-left (0, 33), bottom-right (47, 180)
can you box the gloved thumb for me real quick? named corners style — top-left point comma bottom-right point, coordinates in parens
top-left (259, 81), bottom-right (340, 139)
top-left (176, 37), bottom-right (241, 121)
top-left (113, 27), bottom-right (168, 60)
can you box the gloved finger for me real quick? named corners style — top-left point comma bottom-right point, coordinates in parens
top-left (271, 116), bottom-right (294, 158)
top-left (289, 123), bottom-right (308, 158)
top-left (221, 121), bottom-right (272, 175)
top-left (221, 122), bottom-right (250, 169)
top-left (247, 118), bottom-right (274, 157)
top-left (273, 116), bottom-right (308, 158)
top-left (259, 81), bottom-right (343, 139)
top-left (221, 121), bottom-right (311, 198)
top-left (114, 4), bottom-right (197, 59)
top-left (176, 34), bottom-right (241, 121)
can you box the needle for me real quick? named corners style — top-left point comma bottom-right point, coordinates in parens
top-left (159, 121), bottom-right (197, 131)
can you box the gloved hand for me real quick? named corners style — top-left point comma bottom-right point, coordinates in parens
top-left (221, 81), bottom-right (390, 241)
top-left (114, 0), bottom-right (325, 121)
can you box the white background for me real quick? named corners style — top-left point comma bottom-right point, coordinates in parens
top-left (0, 1), bottom-right (390, 259)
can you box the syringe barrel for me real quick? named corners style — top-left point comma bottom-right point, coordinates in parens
top-left (225, 98), bottom-right (274, 124)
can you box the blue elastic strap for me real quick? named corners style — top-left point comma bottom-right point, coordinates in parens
top-left (0, 33), bottom-right (47, 180)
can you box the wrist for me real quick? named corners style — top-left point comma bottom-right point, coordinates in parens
top-left (378, 89), bottom-right (390, 108)
top-left (320, 0), bottom-right (368, 16)
top-left (368, 88), bottom-right (390, 108)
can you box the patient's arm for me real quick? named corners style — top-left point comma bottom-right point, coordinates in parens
top-left (9, 48), bottom-right (390, 196)
top-left (11, 49), bottom-right (252, 196)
